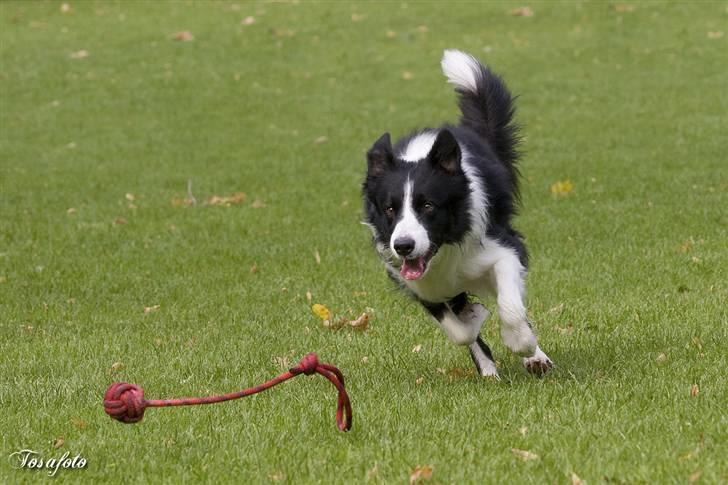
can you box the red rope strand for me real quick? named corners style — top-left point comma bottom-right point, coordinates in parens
top-left (103, 353), bottom-right (352, 431)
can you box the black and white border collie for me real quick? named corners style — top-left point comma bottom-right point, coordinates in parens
top-left (362, 50), bottom-right (553, 378)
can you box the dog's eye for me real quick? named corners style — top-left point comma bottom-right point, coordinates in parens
top-left (385, 206), bottom-right (395, 218)
top-left (423, 202), bottom-right (435, 213)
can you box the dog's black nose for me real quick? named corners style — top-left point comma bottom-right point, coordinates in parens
top-left (393, 237), bottom-right (415, 256)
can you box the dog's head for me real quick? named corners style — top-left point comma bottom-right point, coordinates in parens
top-left (362, 129), bottom-right (471, 280)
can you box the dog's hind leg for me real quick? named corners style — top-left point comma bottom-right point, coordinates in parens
top-left (422, 293), bottom-right (499, 378)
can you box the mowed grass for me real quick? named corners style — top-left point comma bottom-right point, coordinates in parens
top-left (1, 1), bottom-right (726, 483)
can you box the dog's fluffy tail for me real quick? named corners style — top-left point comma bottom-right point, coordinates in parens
top-left (441, 49), bottom-right (521, 172)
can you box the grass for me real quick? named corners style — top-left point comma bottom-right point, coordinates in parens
top-left (1, 1), bottom-right (726, 483)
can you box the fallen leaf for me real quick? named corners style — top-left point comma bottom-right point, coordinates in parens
top-left (445, 367), bottom-right (474, 381)
top-left (415, 377), bottom-right (425, 385)
top-left (242, 16), bottom-right (255, 26)
top-left (511, 448), bottom-right (539, 461)
top-left (312, 304), bottom-right (332, 322)
top-left (171, 197), bottom-right (195, 207)
top-left (571, 472), bottom-right (584, 485)
top-left (351, 13), bottom-right (365, 22)
top-left (386, 30), bottom-right (397, 38)
top-left (114, 217), bottom-right (128, 225)
top-left (690, 384), bottom-right (699, 397)
top-left (510, 6), bottom-right (534, 17)
top-left (53, 437), bottom-right (64, 449)
top-left (314, 136), bottom-right (328, 145)
top-left (273, 355), bottom-right (290, 369)
top-left (268, 471), bottom-right (285, 481)
top-left (144, 305), bottom-right (160, 314)
top-left (67, 207), bottom-right (77, 215)
top-left (678, 240), bottom-right (693, 253)
top-left (555, 323), bottom-right (575, 335)
top-left (61, 3), bottom-right (71, 13)
top-left (366, 463), bottom-right (379, 480)
top-left (402, 71), bottom-right (413, 80)
top-left (249, 263), bottom-right (258, 274)
top-left (207, 192), bottom-right (247, 206)
top-left (656, 352), bottom-right (667, 363)
top-left (409, 465), bottom-right (433, 483)
top-left (550, 180), bottom-right (574, 197)
top-left (689, 471), bottom-right (701, 484)
top-left (547, 303), bottom-right (564, 314)
top-left (519, 426), bottom-right (528, 436)
top-left (361, 356), bottom-right (369, 364)
top-left (417, 25), bottom-right (429, 33)
top-left (707, 31), bottom-right (724, 39)
top-left (69, 50), bottom-right (89, 59)
top-left (125, 193), bottom-right (135, 201)
top-left (412, 344), bottom-right (422, 353)
top-left (110, 362), bottom-right (125, 373)
top-left (250, 199), bottom-right (265, 208)
top-left (349, 313), bottom-right (369, 331)
top-left (613, 4), bottom-right (634, 13)
top-left (71, 418), bottom-right (88, 429)
top-left (314, 250), bottom-right (321, 264)
top-left (305, 291), bottom-right (312, 302)
top-left (172, 31), bottom-right (194, 42)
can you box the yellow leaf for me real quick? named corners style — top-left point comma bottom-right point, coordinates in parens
top-left (53, 437), bottom-right (64, 449)
top-left (510, 6), bottom-right (534, 17)
top-left (349, 313), bottom-right (369, 331)
top-left (312, 304), bottom-right (331, 321)
top-left (550, 179), bottom-right (574, 197)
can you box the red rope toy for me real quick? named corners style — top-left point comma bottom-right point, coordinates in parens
top-left (103, 353), bottom-right (352, 432)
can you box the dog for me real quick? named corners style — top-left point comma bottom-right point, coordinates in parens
top-left (362, 50), bottom-right (553, 378)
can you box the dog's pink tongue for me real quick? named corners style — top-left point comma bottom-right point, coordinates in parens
top-left (401, 257), bottom-right (426, 280)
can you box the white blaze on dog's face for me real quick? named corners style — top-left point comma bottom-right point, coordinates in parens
top-left (362, 130), bottom-right (472, 281)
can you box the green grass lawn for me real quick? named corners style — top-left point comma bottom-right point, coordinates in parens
top-left (1, 1), bottom-right (726, 483)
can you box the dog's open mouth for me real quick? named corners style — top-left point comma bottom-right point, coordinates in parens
top-left (400, 252), bottom-right (433, 281)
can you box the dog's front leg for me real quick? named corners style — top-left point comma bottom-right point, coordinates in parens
top-left (421, 295), bottom-right (499, 378)
top-left (493, 253), bottom-right (553, 375)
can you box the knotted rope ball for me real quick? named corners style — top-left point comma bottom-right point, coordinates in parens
top-left (102, 353), bottom-right (352, 431)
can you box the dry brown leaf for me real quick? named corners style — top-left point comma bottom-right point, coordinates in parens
top-left (555, 324), bottom-right (575, 335)
top-left (268, 471), bottom-right (285, 481)
top-left (351, 13), bottom-right (365, 22)
top-left (511, 448), bottom-right (539, 461)
top-left (511, 6), bottom-right (534, 17)
top-left (173, 31), bottom-right (194, 42)
top-left (361, 356), bottom-right (369, 364)
top-left (67, 207), bottom-right (77, 215)
top-left (409, 465), bottom-right (433, 483)
top-left (110, 362), bottom-right (125, 373)
top-left (366, 463), bottom-right (379, 480)
top-left (144, 305), bottom-right (160, 314)
top-left (402, 71), bottom-right (413, 80)
top-left (305, 291), bottom-right (312, 302)
top-left (548, 303), bottom-right (564, 314)
top-left (314, 250), bottom-right (321, 264)
top-left (656, 352), bottom-right (667, 363)
top-left (690, 384), bottom-right (699, 397)
top-left (207, 192), bottom-right (247, 206)
top-left (249, 263), bottom-right (258, 274)
top-left (251, 199), bottom-right (265, 208)
top-left (71, 418), bottom-right (88, 429)
top-left (314, 136), bottom-right (328, 145)
top-left (446, 367), bottom-right (474, 381)
top-left (415, 377), bottom-right (425, 385)
top-left (53, 437), bottom-right (65, 449)
top-left (417, 25), bottom-right (429, 33)
top-left (689, 471), bottom-right (701, 484)
top-left (242, 16), bottom-right (256, 26)
top-left (707, 31), bottom-right (724, 39)
top-left (171, 196), bottom-right (195, 207)
top-left (125, 193), bottom-right (135, 201)
top-left (61, 3), bottom-right (71, 13)
top-left (614, 4), bottom-right (634, 13)
top-left (386, 30), bottom-right (397, 38)
top-left (114, 217), bottom-right (127, 225)
top-left (412, 344), bottom-right (422, 353)
top-left (519, 426), bottom-right (528, 436)
top-left (571, 472), bottom-right (584, 485)
top-left (349, 313), bottom-right (369, 331)
top-left (70, 50), bottom-right (89, 59)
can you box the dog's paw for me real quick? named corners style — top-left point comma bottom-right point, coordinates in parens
top-left (522, 347), bottom-right (553, 377)
top-left (501, 325), bottom-right (537, 357)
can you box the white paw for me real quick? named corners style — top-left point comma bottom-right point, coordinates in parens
top-left (479, 360), bottom-right (500, 380)
top-left (522, 347), bottom-right (553, 376)
top-left (500, 324), bottom-right (537, 357)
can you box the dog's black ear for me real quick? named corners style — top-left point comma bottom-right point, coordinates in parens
top-left (367, 132), bottom-right (393, 176)
top-left (428, 129), bottom-right (461, 174)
